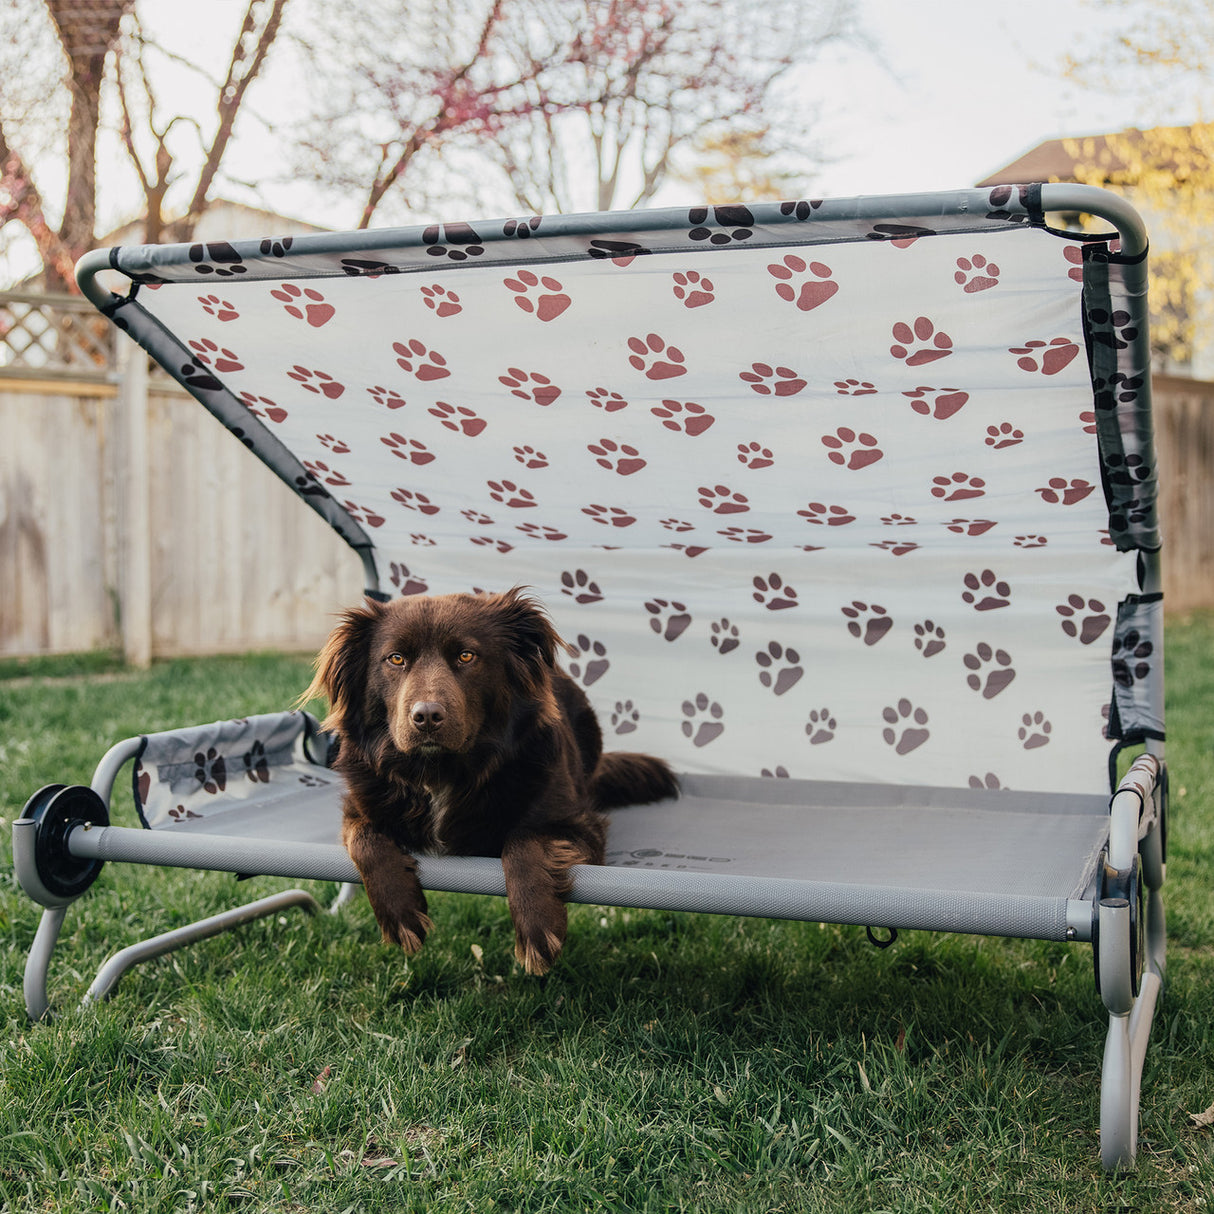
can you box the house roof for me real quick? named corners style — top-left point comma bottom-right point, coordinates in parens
top-left (976, 124), bottom-right (1214, 186)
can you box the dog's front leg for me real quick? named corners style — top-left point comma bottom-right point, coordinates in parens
top-left (501, 833), bottom-right (595, 976)
top-left (343, 817), bottom-right (433, 954)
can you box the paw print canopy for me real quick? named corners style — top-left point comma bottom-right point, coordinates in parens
top-left (79, 185), bottom-right (1162, 795)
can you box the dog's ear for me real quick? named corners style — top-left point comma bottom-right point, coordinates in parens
top-left (296, 598), bottom-right (384, 732)
top-left (490, 587), bottom-right (575, 688)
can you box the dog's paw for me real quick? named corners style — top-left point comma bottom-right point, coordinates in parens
top-left (514, 925), bottom-right (565, 976)
top-left (379, 910), bottom-right (434, 954)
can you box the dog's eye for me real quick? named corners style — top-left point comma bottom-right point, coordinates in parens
top-left (386, 652), bottom-right (406, 667)
top-left (456, 650), bottom-right (476, 665)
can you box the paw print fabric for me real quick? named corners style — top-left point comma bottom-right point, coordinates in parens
top-left (133, 711), bottom-right (336, 831)
top-left (111, 190), bottom-right (1159, 795)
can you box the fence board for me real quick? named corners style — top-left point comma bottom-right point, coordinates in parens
top-left (0, 374), bottom-right (1210, 660)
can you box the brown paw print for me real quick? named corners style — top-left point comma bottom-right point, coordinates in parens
top-left (368, 385), bottom-right (406, 410)
top-left (905, 387), bottom-right (968, 420)
top-left (1018, 712), bottom-right (1052, 749)
top-left (560, 569), bottom-right (603, 604)
top-left (586, 387), bottom-right (628, 412)
top-left (427, 401), bottom-right (486, 436)
top-left (672, 270), bottom-right (714, 307)
top-left (752, 573), bottom-right (798, 610)
top-left (805, 708), bottom-right (837, 745)
top-left (420, 283), bottom-right (461, 317)
top-left (271, 283), bottom-right (335, 327)
top-left (697, 484), bottom-right (749, 514)
top-left (303, 459), bottom-right (349, 487)
top-left (199, 294), bottom-right (238, 321)
top-left (834, 379), bottom-right (877, 396)
top-left (380, 433), bottom-right (434, 464)
top-left (513, 444), bottom-right (547, 468)
top-left (390, 488), bottom-right (438, 516)
top-left (681, 694), bottom-right (725, 746)
top-left (963, 644), bottom-right (1016, 698)
top-left (505, 270), bottom-right (571, 321)
top-left (645, 599), bottom-right (692, 641)
top-left (954, 254), bottom-right (1000, 292)
top-left (1036, 477), bottom-right (1095, 505)
top-left (882, 700), bottom-right (930, 754)
top-left (890, 317), bottom-right (952, 366)
top-left (755, 642), bottom-right (803, 695)
top-left (822, 428), bottom-right (882, 470)
top-left (393, 339), bottom-right (449, 381)
top-left (240, 392), bottom-right (287, 423)
top-left (962, 569), bottom-right (1010, 611)
top-left (798, 502), bottom-right (855, 526)
top-left (652, 400), bottom-right (714, 435)
top-left (737, 442), bottom-right (773, 469)
top-left (710, 619), bottom-right (740, 655)
top-left (500, 368), bottom-right (561, 405)
top-left (287, 364), bottom-right (344, 398)
top-left (189, 338), bottom-right (244, 373)
top-left (739, 363), bottom-right (807, 396)
top-left (611, 701), bottom-right (639, 735)
top-left (488, 479), bottom-right (537, 508)
top-left (582, 504), bottom-right (636, 527)
top-left (1056, 595), bottom-right (1110, 644)
top-left (588, 439), bottom-right (646, 475)
top-left (870, 539), bottom-right (920, 556)
top-left (985, 422), bottom-right (1024, 448)
top-left (841, 601), bottom-right (892, 645)
top-left (515, 522), bottom-right (567, 541)
top-left (568, 635), bottom-right (609, 686)
top-left (943, 519), bottom-right (996, 536)
top-left (767, 255), bottom-right (838, 311)
top-left (1011, 338), bottom-right (1080, 375)
top-left (913, 620), bottom-right (945, 657)
top-left (931, 473), bottom-right (986, 501)
top-left (389, 562), bottom-right (429, 596)
top-left (718, 527), bottom-right (772, 544)
top-left (628, 333), bottom-right (687, 379)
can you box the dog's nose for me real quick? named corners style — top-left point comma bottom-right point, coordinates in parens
top-left (410, 701), bottom-right (446, 733)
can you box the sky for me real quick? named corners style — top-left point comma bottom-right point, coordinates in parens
top-left (2, 0), bottom-right (1204, 280)
top-left (147, 0), bottom-right (1190, 224)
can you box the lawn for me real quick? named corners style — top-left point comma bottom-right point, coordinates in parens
top-left (0, 619), bottom-right (1211, 1213)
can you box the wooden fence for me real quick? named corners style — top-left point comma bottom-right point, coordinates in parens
top-left (1, 295), bottom-right (1212, 662)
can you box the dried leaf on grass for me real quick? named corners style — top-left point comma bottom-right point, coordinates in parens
top-left (1189, 1102), bottom-right (1214, 1129)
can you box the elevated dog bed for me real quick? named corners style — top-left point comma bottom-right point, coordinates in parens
top-left (16, 185), bottom-right (1167, 1169)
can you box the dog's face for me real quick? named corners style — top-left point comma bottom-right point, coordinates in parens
top-left (304, 588), bottom-right (569, 763)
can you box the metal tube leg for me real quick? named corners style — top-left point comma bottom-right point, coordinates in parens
top-left (24, 906), bottom-right (68, 1022)
top-left (1101, 1011), bottom-right (1135, 1170)
top-left (81, 890), bottom-right (322, 1008)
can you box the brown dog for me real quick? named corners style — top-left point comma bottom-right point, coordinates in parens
top-left (302, 587), bottom-right (678, 974)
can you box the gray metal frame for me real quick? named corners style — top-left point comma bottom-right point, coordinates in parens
top-left (14, 184), bottom-right (1168, 1170)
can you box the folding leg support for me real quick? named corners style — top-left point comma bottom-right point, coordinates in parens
top-left (1098, 756), bottom-right (1166, 1170)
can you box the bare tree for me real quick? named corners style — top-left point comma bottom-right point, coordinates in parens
top-left (492, 0), bottom-right (862, 214)
top-left (0, 0), bottom-right (289, 291)
top-left (289, 0), bottom-right (601, 228)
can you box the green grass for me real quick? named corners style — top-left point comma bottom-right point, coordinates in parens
top-left (1, 621), bottom-right (1212, 1212)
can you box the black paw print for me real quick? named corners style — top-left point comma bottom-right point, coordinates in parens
top-left (1112, 629), bottom-right (1153, 688)
top-left (611, 701), bottom-right (639, 735)
top-left (687, 205), bottom-right (754, 244)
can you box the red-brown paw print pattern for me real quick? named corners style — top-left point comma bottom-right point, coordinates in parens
top-left (142, 213), bottom-right (1131, 794)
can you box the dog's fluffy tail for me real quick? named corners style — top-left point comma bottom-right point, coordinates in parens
top-left (590, 751), bottom-right (679, 811)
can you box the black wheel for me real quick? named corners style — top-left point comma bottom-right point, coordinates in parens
top-left (19, 784), bottom-right (109, 901)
